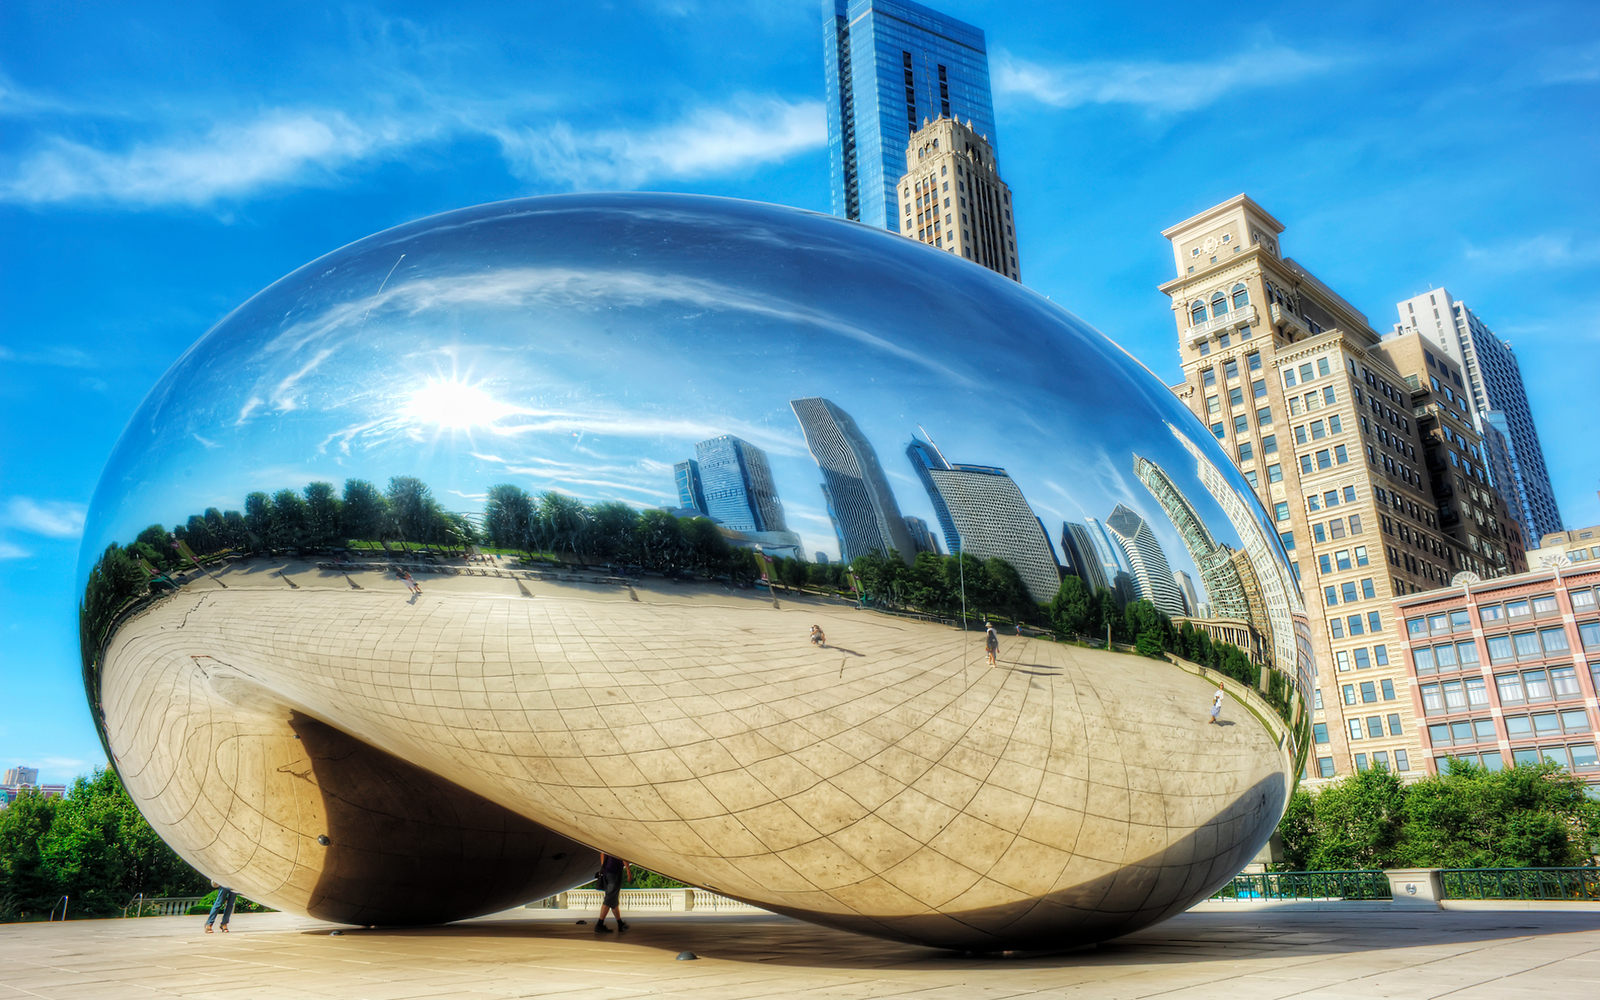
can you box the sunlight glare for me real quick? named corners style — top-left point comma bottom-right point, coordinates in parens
top-left (404, 378), bottom-right (515, 432)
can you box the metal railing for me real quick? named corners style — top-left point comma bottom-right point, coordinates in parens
top-left (1211, 870), bottom-right (1391, 901)
top-left (122, 895), bottom-right (205, 917)
top-left (536, 887), bottom-right (764, 913)
top-left (1441, 868), bottom-right (1600, 901)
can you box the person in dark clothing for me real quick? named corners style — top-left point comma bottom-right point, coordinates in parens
top-left (594, 852), bottom-right (632, 933)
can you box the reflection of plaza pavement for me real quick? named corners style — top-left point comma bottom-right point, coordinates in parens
top-left (5, 906), bottom-right (1600, 999)
top-left (103, 560), bottom-right (1287, 947)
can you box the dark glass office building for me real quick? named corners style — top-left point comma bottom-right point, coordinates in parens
top-left (822, 0), bottom-right (997, 232)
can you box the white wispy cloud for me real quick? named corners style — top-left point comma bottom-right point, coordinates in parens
top-left (994, 46), bottom-right (1334, 113)
top-left (1, 110), bottom-right (411, 206)
top-left (1463, 232), bottom-right (1600, 272)
top-left (0, 541), bottom-right (30, 560)
top-left (493, 97), bottom-right (825, 189)
top-left (0, 85), bottom-right (825, 207)
top-left (3, 497), bottom-right (87, 538)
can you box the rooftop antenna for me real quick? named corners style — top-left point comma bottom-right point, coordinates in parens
top-left (916, 423), bottom-right (950, 467)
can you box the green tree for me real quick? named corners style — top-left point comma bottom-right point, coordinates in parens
top-left (1050, 575), bottom-right (1094, 637)
top-left (588, 501), bottom-right (641, 566)
top-left (269, 488), bottom-right (309, 550)
top-left (635, 509), bottom-right (688, 574)
top-left (1277, 766), bottom-right (1408, 870)
top-left (385, 476), bottom-right (438, 545)
top-left (1399, 760), bottom-right (1600, 867)
top-left (0, 787), bottom-right (60, 915)
top-left (983, 557), bottom-right (1036, 624)
top-left (340, 479), bottom-right (388, 542)
top-left (537, 492), bottom-right (589, 560)
top-left (302, 481), bottom-right (342, 549)
top-left (484, 484), bottom-right (534, 551)
top-left (243, 492), bottom-right (273, 551)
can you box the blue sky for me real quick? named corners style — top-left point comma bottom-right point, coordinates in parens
top-left (3, 0), bottom-right (1597, 782)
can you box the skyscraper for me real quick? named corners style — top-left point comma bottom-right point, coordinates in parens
top-left (1133, 452), bottom-right (1249, 622)
top-left (1392, 289), bottom-right (1562, 540)
top-left (917, 461), bottom-right (1061, 605)
top-left (1172, 571), bottom-right (1199, 618)
top-left (693, 436), bottom-right (788, 534)
top-left (895, 116), bottom-right (1019, 279)
top-left (1060, 521), bottom-right (1110, 594)
top-left (1103, 504), bottom-right (1186, 618)
top-left (906, 436), bottom-right (959, 550)
top-left (903, 515), bottom-right (941, 554)
top-left (1084, 516), bottom-right (1137, 604)
top-left (791, 397), bottom-right (917, 564)
top-left (822, 0), bottom-right (996, 232)
top-left (674, 459), bottom-right (709, 517)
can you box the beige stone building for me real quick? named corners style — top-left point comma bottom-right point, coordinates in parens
top-left (1532, 524), bottom-right (1600, 568)
top-left (1372, 332), bottom-right (1525, 577)
top-left (895, 117), bottom-right (1019, 281)
top-left (1158, 194), bottom-right (1520, 786)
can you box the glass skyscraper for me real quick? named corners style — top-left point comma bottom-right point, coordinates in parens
top-left (791, 397), bottom-right (916, 564)
top-left (693, 436), bottom-right (788, 533)
top-left (822, 0), bottom-right (997, 232)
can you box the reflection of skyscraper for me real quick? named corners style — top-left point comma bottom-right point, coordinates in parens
top-left (1173, 571), bottom-right (1198, 617)
top-left (694, 436), bottom-right (788, 534)
top-left (906, 437), bottom-right (959, 551)
top-left (791, 398), bottom-right (917, 564)
top-left (1084, 516), bottom-right (1136, 605)
top-left (1133, 453), bottom-right (1249, 621)
top-left (917, 460), bottom-right (1062, 605)
top-left (674, 459), bottom-right (709, 517)
top-left (1169, 423), bottom-right (1303, 680)
top-left (904, 516), bottom-right (941, 554)
top-left (1060, 522), bottom-right (1110, 594)
top-left (1104, 504), bottom-right (1186, 617)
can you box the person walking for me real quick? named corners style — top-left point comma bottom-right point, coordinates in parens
top-left (984, 622), bottom-right (1000, 667)
top-left (593, 852), bottom-right (631, 933)
top-left (204, 883), bottom-right (236, 933)
top-left (1208, 683), bottom-right (1225, 725)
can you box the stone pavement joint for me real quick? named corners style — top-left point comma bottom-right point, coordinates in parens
top-left (3, 905), bottom-right (1600, 999)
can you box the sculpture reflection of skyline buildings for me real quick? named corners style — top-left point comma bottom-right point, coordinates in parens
top-left (902, 429), bottom-right (1062, 604)
top-left (77, 193), bottom-right (1309, 952)
top-left (670, 437), bottom-right (805, 560)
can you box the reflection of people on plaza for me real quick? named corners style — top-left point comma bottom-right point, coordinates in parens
top-left (398, 569), bottom-right (422, 595)
top-left (810, 624), bottom-right (827, 647)
top-left (593, 853), bottom-right (631, 934)
top-left (1208, 684), bottom-right (1225, 725)
top-left (985, 622), bottom-right (999, 667)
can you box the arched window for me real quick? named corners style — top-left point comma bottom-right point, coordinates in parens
top-left (1190, 300), bottom-right (1208, 326)
top-left (1211, 291), bottom-right (1229, 317)
top-left (1232, 283), bottom-right (1250, 309)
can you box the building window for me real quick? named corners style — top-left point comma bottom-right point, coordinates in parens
top-left (1267, 463), bottom-right (1283, 483)
top-left (1275, 502), bottom-right (1290, 522)
top-left (1318, 757), bottom-right (1336, 778)
top-left (1279, 530), bottom-right (1294, 550)
top-left (1238, 442), bottom-right (1253, 462)
top-left (1349, 718), bottom-right (1364, 740)
top-left (1232, 283), bottom-right (1250, 309)
top-left (1257, 406), bottom-right (1272, 426)
top-left (1313, 723), bottom-right (1329, 744)
top-left (1262, 434), bottom-right (1278, 454)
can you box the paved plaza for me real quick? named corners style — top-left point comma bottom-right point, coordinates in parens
top-left (3, 904), bottom-right (1599, 999)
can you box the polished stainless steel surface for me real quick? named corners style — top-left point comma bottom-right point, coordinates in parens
top-left (79, 194), bottom-right (1310, 948)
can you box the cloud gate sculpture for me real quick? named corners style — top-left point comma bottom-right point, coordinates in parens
top-left (79, 194), bottom-right (1311, 950)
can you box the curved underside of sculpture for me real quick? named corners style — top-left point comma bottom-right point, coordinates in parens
top-left (102, 564), bottom-right (1287, 948)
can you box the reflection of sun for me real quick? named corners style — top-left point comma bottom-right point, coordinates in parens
top-left (405, 378), bottom-right (515, 432)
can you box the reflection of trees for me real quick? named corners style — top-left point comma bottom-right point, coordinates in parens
top-left (850, 549), bottom-right (1040, 625)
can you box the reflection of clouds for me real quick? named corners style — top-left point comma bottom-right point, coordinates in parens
top-left (271, 347), bottom-right (336, 413)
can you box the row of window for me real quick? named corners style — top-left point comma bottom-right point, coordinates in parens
top-left (1333, 643), bottom-right (1390, 671)
top-left (1311, 516), bottom-right (1362, 543)
top-left (1188, 283), bottom-right (1250, 326)
top-left (1476, 593), bottom-right (1569, 624)
top-left (1436, 744), bottom-right (1599, 774)
top-left (1289, 385), bottom-right (1339, 414)
top-left (1340, 678), bottom-right (1398, 705)
top-left (1298, 445), bottom-right (1351, 474)
top-left (1199, 352), bottom-right (1263, 387)
top-left (1323, 578), bottom-right (1378, 606)
top-left (1282, 356), bottom-right (1332, 387)
top-left (1412, 640), bottom-right (1479, 674)
top-left (1317, 545), bottom-right (1371, 573)
top-left (1210, 405), bottom-right (1274, 442)
top-left (1330, 611), bottom-right (1384, 638)
top-left (1347, 713), bottom-right (1404, 740)
top-left (1293, 415), bottom-right (1343, 443)
top-left (1308, 485), bottom-right (1359, 511)
top-left (1482, 626), bottom-right (1588, 664)
top-left (1197, 327), bottom-right (1251, 355)
top-left (1313, 749), bottom-right (1412, 778)
top-left (1204, 381), bottom-right (1268, 413)
top-left (1420, 664), bottom-right (1590, 713)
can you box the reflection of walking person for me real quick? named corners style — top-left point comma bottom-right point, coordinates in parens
top-left (1208, 684), bottom-right (1225, 725)
top-left (985, 622), bottom-right (999, 667)
top-left (593, 853), bottom-right (631, 933)
top-left (204, 882), bottom-right (236, 933)
top-left (399, 569), bottom-right (421, 595)
top-left (810, 624), bottom-right (826, 647)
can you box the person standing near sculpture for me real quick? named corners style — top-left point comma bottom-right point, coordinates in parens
top-left (593, 853), bottom-right (631, 933)
top-left (985, 622), bottom-right (1000, 667)
top-left (204, 883), bottom-right (236, 933)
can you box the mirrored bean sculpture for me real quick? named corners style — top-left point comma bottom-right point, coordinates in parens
top-left (79, 193), bottom-right (1311, 949)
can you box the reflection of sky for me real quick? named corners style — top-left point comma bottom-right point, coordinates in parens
top-left (80, 194), bottom-right (1289, 602)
